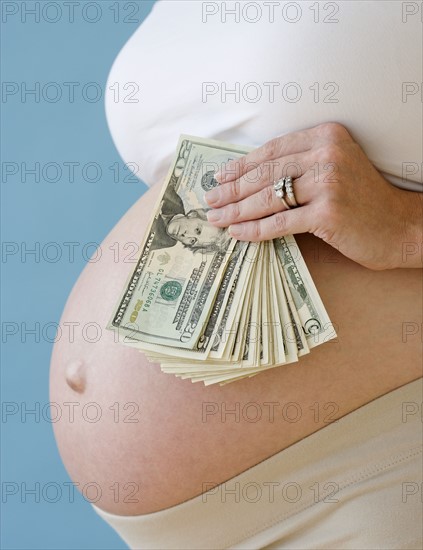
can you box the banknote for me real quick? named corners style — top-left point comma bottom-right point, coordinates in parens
top-left (108, 136), bottom-right (251, 351)
top-left (274, 236), bottom-right (337, 348)
top-left (108, 135), bottom-right (337, 385)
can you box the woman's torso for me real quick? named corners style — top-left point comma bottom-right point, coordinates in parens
top-left (50, 0), bottom-right (422, 516)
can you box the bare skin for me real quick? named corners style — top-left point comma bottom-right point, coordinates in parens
top-left (50, 178), bottom-right (422, 517)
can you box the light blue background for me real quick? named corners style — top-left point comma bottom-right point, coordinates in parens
top-left (1, 1), bottom-right (156, 548)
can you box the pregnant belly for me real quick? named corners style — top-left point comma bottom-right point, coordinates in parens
top-left (49, 183), bottom-right (422, 515)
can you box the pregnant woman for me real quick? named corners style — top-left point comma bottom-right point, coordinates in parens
top-left (50, 2), bottom-right (422, 548)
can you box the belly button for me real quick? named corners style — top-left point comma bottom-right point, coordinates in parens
top-left (65, 360), bottom-right (86, 393)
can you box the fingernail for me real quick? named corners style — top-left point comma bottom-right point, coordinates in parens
top-left (204, 189), bottom-right (219, 205)
top-left (207, 209), bottom-right (221, 223)
top-left (228, 224), bottom-right (243, 237)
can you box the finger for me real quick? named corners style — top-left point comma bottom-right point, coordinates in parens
top-left (207, 184), bottom-right (290, 226)
top-left (207, 173), bottom-right (312, 227)
top-left (215, 128), bottom-right (314, 184)
top-left (205, 151), bottom-right (312, 208)
top-left (227, 204), bottom-right (313, 242)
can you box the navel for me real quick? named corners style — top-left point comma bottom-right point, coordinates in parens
top-left (65, 360), bottom-right (86, 393)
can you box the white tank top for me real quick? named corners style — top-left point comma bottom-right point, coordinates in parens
top-left (105, 0), bottom-right (422, 192)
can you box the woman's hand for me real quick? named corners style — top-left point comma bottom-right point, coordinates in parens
top-left (204, 122), bottom-right (422, 270)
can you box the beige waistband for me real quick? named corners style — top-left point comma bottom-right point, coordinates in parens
top-left (92, 378), bottom-right (422, 550)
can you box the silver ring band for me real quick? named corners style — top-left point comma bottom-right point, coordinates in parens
top-left (273, 176), bottom-right (299, 209)
top-left (273, 178), bottom-right (291, 209)
top-left (284, 176), bottom-right (298, 207)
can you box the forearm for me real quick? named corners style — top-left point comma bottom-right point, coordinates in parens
top-left (396, 189), bottom-right (423, 268)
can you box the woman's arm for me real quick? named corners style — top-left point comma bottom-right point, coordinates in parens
top-left (399, 190), bottom-right (423, 268)
top-left (204, 122), bottom-right (422, 270)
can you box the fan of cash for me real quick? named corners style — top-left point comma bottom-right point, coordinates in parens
top-left (107, 136), bottom-right (336, 385)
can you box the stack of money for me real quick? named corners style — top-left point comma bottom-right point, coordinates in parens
top-left (107, 136), bottom-right (336, 385)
